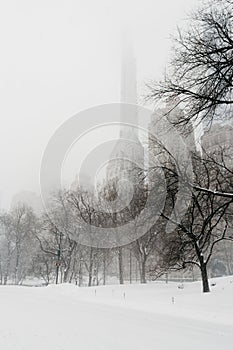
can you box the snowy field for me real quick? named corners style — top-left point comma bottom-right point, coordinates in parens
top-left (0, 276), bottom-right (233, 350)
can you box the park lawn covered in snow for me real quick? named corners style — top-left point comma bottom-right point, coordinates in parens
top-left (0, 276), bottom-right (233, 350)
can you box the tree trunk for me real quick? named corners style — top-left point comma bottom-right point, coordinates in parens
top-left (63, 242), bottom-right (77, 283)
top-left (118, 247), bottom-right (124, 284)
top-left (200, 259), bottom-right (210, 293)
top-left (15, 248), bottom-right (20, 285)
top-left (95, 264), bottom-right (99, 286)
top-left (63, 258), bottom-right (72, 283)
top-left (129, 250), bottom-right (132, 284)
top-left (88, 248), bottom-right (94, 287)
top-left (135, 260), bottom-right (139, 282)
top-left (78, 260), bottom-right (83, 287)
top-left (4, 275), bottom-right (8, 285)
top-left (103, 251), bottom-right (106, 286)
top-left (140, 259), bottom-right (147, 284)
top-left (88, 269), bottom-right (93, 287)
top-left (0, 255), bottom-right (2, 285)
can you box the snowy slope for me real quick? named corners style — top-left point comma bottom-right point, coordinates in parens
top-left (0, 276), bottom-right (233, 350)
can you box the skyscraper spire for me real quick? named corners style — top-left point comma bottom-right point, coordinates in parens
top-left (106, 30), bottom-right (144, 183)
top-left (120, 31), bottom-right (138, 139)
top-left (120, 30), bottom-right (137, 105)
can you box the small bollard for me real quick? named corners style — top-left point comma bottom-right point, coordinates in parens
top-left (95, 289), bottom-right (97, 297)
top-left (172, 296), bottom-right (175, 304)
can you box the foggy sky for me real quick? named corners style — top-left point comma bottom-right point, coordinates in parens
top-left (0, 0), bottom-right (198, 209)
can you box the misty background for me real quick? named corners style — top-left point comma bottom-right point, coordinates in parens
top-left (0, 0), bottom-right (198, 209)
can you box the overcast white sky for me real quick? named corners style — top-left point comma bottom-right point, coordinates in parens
top-left (0, 0), bottom-right (199, 209)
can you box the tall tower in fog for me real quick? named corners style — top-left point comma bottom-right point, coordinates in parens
top-left (120, 33), bottom-right (137, 104)
top-left (119, 32), bottom-right (138, 139)
top-left (106, 32), bottom-right (144, 183)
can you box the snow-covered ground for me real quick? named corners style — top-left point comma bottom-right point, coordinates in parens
top-left (0, 276), bottom-right (233, 350)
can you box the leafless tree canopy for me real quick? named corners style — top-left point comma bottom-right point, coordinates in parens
top-left (147, 0), bottom-right (233, 125)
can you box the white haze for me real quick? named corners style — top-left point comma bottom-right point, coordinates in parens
top-left (0, 0), bottom-right (198, 209)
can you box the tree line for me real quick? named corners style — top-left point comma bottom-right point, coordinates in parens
top-left (0, 134), bottom-right (233, 293)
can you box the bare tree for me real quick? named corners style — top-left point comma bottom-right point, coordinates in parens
top-left (147, 0), bottom-right (233, 126)
top-left (131, 230), bottom-right (156, 284)
top-left (149, 152), bottom-right (233, 292)
top-left (0, 204), bottom-right (38, 284)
